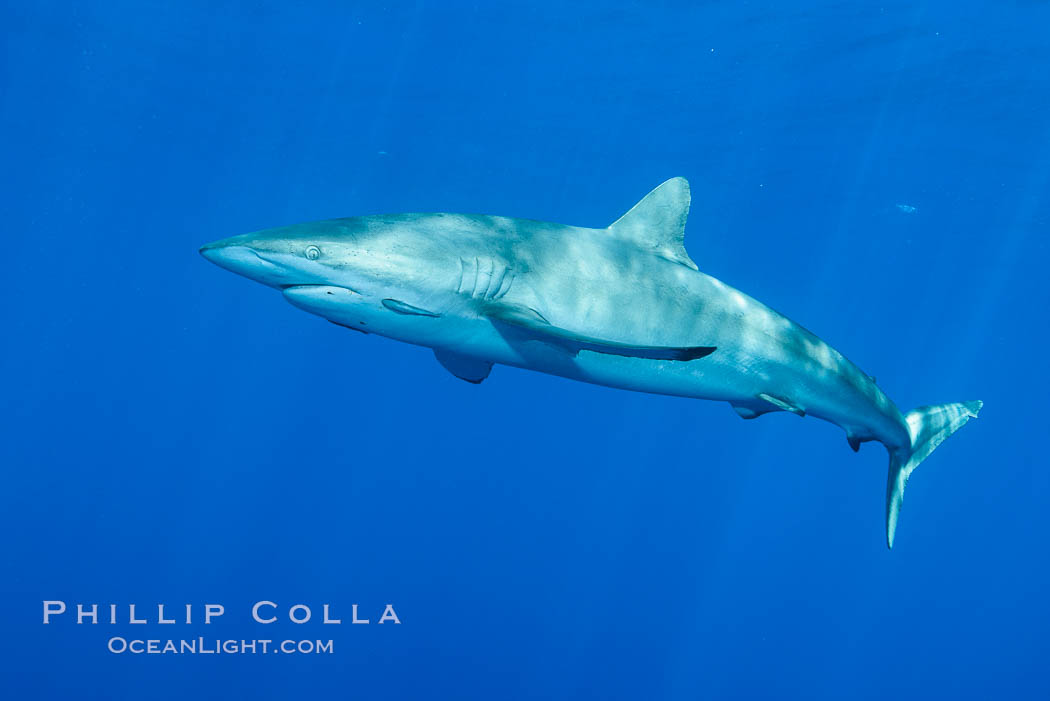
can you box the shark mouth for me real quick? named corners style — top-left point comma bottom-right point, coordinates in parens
top-left (280, 284), bottom-right (361, 295)
top-left (282, 285), bottom-right (443, 319)
top-left (281, 285), bottom-right (361, 309)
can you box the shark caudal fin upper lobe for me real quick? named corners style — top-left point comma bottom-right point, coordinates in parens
top-left (885, 400), bottom-right (983, 548)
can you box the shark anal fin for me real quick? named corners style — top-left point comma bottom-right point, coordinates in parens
top-left (845, 430), bottom-right (874, 452)
top-left (757, 393), bottom-right (805, 416)
top-left (486, 303), bottom-right (715, 362)
top-left (382, 298), bottom-right (441, 317)
top-left (434, 349), bottom-right (493, 384)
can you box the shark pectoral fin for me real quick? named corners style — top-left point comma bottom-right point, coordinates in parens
top-left (485, 303), bottom-right (716, 362)
top-left (608, 177), bottom-right (699, 271)
top-left (382, 298), bottom-right (441, 317)
top-left (485, 301), bottom-right (550, 326)
top-left (434, 349), bottom-right (493, 384)
top-left (757, 393), bottom-right (805, 416)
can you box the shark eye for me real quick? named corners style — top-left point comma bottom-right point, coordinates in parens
top-left (305, 245), bottom-right (321, 260)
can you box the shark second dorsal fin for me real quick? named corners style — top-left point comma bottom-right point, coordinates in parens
top-left (608, 177), bottom-right (698, 271)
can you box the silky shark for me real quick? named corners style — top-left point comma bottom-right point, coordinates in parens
top-left (200, 178), bottom-right (981, 547)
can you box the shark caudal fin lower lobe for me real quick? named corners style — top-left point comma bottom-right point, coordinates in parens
top-left (885, 400), bottom-right (983, 549)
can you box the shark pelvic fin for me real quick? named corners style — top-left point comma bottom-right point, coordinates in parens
top-left (731, 402), bottom-right (776, 419)
top-left (757, 393), bottom-right (805, 416)
top-left (434, 349), bottom-right (493, 384)
top-left (608, 177), bottom-right (698, 271)
top-left (486, 302), bottom-right (716, 362)
top-left (732, 404), bottom-right (759, 419)
top-left (733, 405), bottom-right (759, 419)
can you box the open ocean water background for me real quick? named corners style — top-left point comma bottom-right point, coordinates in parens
top-left (2, 1), bottom-right (1048, 698)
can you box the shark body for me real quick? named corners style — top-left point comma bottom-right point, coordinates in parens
top-left (201, 178), bottom-right (981, 547)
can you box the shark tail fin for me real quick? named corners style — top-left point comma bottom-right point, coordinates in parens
top-left (885, 400), bottom-right (983, 549)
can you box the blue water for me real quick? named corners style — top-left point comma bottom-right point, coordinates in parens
top-left (3, 2), bottom-right (1048, 698)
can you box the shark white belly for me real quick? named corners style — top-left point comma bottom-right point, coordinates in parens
top-left (201, 177), bottom-right (981, 548)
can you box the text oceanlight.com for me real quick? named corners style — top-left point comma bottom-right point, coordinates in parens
top-left (107, 637), bottom-right (334, 655)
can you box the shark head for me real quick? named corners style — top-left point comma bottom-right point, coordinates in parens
top-left (200, 214), bottom-right (474, 328)
top-left (202, 218), bottom-right (367, 290)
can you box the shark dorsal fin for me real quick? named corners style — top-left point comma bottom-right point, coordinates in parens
top-left (608, 177), bottom-right (698, 271)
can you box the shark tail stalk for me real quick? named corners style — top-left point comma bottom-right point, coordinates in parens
top-left (885, 400), bottom-right (983, 549)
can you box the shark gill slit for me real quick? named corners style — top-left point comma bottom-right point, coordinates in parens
top-left (494, 270), bottom-right (514, 300)
top-left (483, 257), bottom-right (496, 298)
top-left (477, 257), bottom-right (492, 299)
top-left (489, 266), bottom-right (509, 301)
top-left (470, 257), bottom-right (480, 298)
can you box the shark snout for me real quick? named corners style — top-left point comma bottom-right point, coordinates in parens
top-left (199, 240), bottom-right (256, 266)
top-left (199, 237), bottom-right (294, 288)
